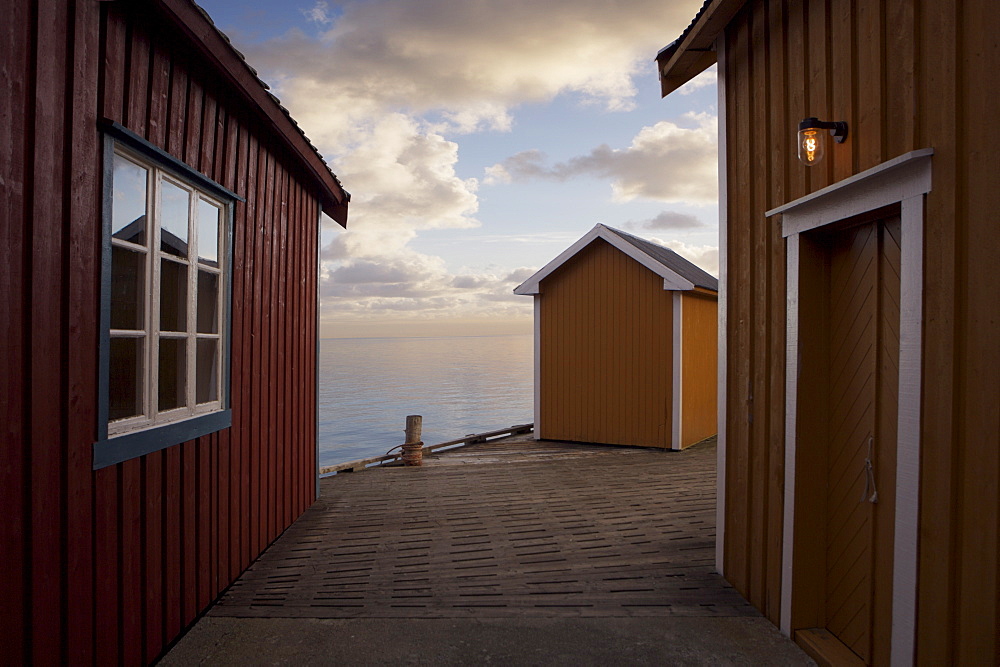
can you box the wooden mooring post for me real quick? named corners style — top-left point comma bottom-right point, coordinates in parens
top-left (401, 415), bottom-right (423, 466)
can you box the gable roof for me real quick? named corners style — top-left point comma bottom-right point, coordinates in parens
top-left (154, 0), bottom-right (350, 225)
top-left (513, 224), bottom-right (718, 296)
top-left (655, 0), bottom-right (746, 96)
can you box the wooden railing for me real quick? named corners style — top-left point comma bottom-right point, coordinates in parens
top-left (318, 423), bottom-right (534, 475)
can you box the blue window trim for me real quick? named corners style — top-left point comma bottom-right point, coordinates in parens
top-left (94, 124), bottom-right (237, 470)
top-left (100, 120), bottom-right (245, 203)
top-left (94, 411), bottom-right (233, 469)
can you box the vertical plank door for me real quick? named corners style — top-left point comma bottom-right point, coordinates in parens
top-left (815, 214), bottom-right (900, 664)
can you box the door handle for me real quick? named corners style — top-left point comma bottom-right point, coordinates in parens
top-left (861, 435), bottom-right (878, 504)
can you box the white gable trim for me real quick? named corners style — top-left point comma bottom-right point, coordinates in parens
top-left (513, 224), bottom-right (696, 295)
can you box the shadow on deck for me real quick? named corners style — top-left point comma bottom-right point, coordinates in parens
top-left (210, 435), bottom-right (754, 619)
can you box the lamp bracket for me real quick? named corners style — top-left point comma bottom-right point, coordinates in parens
top-left (799, 117), bottom-right (849, 143)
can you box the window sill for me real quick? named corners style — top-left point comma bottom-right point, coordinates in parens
top-left (93, 409), bottom-right (231, 469)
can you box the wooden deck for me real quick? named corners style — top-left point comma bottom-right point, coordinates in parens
top-left (210, 435), bottom-right (756, 619)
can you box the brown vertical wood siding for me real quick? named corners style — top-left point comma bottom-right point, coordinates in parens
top-left (0, 3), bottom-right (323, 663)
top-left (680, 292), bottom-right (718, 447)
top-left (538, 239), bottom-right (673, 448)
top-left (718, 0), bottom-right (1000, 661)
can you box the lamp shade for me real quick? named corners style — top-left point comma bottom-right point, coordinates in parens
top-left (797, 117), bottom-right (847, 166)
top-left (798, 126), bottom-right (824, 166)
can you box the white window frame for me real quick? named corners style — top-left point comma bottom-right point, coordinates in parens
top-left (108, 151), bottom-right (227, 436)
top-left (96, 122), bottom-right (239, 469)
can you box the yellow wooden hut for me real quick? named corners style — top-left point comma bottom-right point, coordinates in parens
top-left (514, 224), bottom-right (717, 450)
top-left (658, 0), bottom-right (1000, 664)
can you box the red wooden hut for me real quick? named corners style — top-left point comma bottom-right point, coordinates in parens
top-left (0, 1), bottom-right (349, 663)
top-left (658, 0), bottom-right (999, 664)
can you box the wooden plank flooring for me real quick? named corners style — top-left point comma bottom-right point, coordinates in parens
top-left (211, 436), bottom-right (755, 618)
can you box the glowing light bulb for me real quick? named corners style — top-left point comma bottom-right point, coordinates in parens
top-left (796, 117), bottom-right (847, 166)
top-left (798, 127), bottom-right (824, 166)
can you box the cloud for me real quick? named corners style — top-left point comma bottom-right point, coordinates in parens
top-left (239, 0), bottom-right (703, 145)
top-left (330, 260), bottom-right (421, 285)
top-left (504, 267), bottom-right (538, 284)
top-left (624, 211), bottom-right (704, 232)
top-left (451, 275), bottom-right (492, 289)
top-left (337, 114), bottom-right (480, 237)
top-left (217, 0), bottom-right (708, 329)
top-left (302, 1), bottom-right (334, 25)
top-left (485, 113), bottom-right (718, 204)
top-left (319, 249), bottom-right (535, 322)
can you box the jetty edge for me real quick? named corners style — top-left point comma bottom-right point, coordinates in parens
top-left (319, 422), bottom-right (534, 474)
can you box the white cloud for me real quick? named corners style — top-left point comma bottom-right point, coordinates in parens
top-left (312, 112), bottom-right (508, 324)
top-left (302, 1), bottom-right (334, 25)
top-left (337, 114), bottom-right (480, 238)
top-left (218, 0), bottom-right (708, 329)
top-left (484, 113), bottom-right (718, 204)
top-left (319, 249), bottom-right (535, 322)
top-left (240, 0), bottom-right (703, 147)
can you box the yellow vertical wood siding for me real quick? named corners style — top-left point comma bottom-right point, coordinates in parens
top-left (538, 238), bottom-right (673, 448)
top-left (681, 292), bottom-right (718, 447)
top-left (718, 0), bottom-right (1000, 661)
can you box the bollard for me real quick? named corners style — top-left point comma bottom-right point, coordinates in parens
top-left (401, 415), bottom-right (423, 466)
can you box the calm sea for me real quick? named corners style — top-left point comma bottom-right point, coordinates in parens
top-left (317, 334), bottom-right (533, 466)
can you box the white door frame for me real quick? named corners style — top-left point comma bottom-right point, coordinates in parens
top-left (767, 149), bottom-right (932, 666)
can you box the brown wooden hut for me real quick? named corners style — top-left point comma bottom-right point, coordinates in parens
top-left (657, 0), bottom-right (999, 664)
top-left (0, 1), bottom-right (349, 663)
top-left (515, 224), bottom-right (718, 450)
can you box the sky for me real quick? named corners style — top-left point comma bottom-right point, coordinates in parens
top-left (196, 0), bottom-right (719, 338)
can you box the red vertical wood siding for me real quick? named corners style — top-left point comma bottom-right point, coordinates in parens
top-left (1, 2), bottom-right (327, 662)
top-left (0, 1), bottom-right (30, 662)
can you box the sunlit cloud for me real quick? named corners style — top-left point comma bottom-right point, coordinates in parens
top-left (244, 0), bottom-right (703, 147)
top-left (319, 254), bottom-right (534, 322)
top-left (337, 115), bottom-right (480, 235)
top-left (218, 0), bottom-right (708, 329)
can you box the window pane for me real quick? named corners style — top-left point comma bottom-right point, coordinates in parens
top-left (112, 155), bottom-right (147, 245)
top-left (160, 259), bottom-right (188, 332)
top-left (197, 270), bottom-right (219, 334)
top-left (160, 179), bottom-right (189, 258)
top-left (109, 337), bottom-right (143, 420)
top-left (111, 246), bottom-right (145, 330)
top-left (196, 339), bottom-right (218, 404)
top-left (158, 338), bottom-right (187, 411)
top-left (198, 199), bottom-right (220, 266)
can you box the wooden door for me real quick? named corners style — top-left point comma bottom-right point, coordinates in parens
top-left (818, 215), bottom-right (900, 664)
top-left (796, 215), bottom-right (900, 664)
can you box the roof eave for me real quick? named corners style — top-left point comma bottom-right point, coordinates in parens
top-left (656, 0), bottom-right (747, 97)
top-left (154, 0), bottom-right (350, 226)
